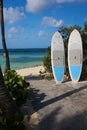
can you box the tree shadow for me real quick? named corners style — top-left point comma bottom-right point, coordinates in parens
top-left (58, 111), bottom-right (87, 130)
top-left (24, 75), bottom-right (42, 81)
top-left (28, 85), bottom-right (87, 111)
top-left (39, 107), bottom-right (87, 130)
top-left (39, 106), bottom-right (62, 130)
top-left (28, 88), bottom-right (47, 111)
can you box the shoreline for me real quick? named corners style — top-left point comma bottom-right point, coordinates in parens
top-left (16, 65), bottom-right (44, 77)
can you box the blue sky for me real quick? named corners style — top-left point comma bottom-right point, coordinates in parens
top-left (0, 0), bottom-right (87, 49)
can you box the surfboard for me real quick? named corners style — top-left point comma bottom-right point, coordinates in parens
top-left (68, 29), bottom-right (83, 82)
top-left (51, 31), bottom-right (65, 83)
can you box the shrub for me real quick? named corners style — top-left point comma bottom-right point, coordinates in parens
top-left (43, 46), bottom-right (52, 72)
top-left (6, 112), bottom-right (25, 130)
top-left (4, 70), bottom-right (29, 106)
top-left (0, 109), bottom-right (25, 130)
top-left (80, 60), bottom-right (87, 80)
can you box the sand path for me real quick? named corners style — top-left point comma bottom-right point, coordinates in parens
top-left (26, 78), bottom-right (87, 130)
top-left (16, 67), bottom-right (87, 130)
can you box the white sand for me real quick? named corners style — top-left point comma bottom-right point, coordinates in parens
top-left (16, 65), bottom-right (44, 77)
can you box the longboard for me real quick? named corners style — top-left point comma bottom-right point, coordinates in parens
top-left (51, 31), bottom-right (65, 83)
top-left (68, 29), bottom-right (83, 82)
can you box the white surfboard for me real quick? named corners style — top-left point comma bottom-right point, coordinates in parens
top-left (68, 29), bottom-right (83, 82)
top-left (51, 31), bottom-right (65, 83)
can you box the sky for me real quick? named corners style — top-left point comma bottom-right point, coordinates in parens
top-left (0, 0), bottom-right (87, 49)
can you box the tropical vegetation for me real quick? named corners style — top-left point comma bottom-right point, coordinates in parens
top-left (0, 69), bottom-right (30, 129)
top-left (4, 70), bottom-right (29, 106)
top-left (43, 46), bottom-right (51, 72)
top-left (0, 1), bottom-right (31, 129)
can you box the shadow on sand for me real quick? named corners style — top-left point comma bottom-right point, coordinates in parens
top-left (28, 85), bottom-right (87, 111)
top-left (39, 106), bottom-right (87, 130)
top-left (24, 75), bottom-right (42, 81)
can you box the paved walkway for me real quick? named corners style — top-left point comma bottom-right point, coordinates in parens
top-left (25, 76), bottom-right (87, 130)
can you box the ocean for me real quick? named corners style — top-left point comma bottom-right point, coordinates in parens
top-left (0, 48), bottom-right (47, 72)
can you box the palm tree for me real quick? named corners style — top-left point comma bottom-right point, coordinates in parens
top-left (0, 0), bottom-right (10, 73)
top-left (0, 0), bottom-right (14, 120)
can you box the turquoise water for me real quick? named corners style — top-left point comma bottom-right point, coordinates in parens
top-left (0, 48), bottom-right (47, 71)
top-left (53, 66), bottom-right (64, 82)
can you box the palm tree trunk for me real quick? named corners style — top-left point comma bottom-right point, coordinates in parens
top-left (0, 0), bottom-right (10, 73)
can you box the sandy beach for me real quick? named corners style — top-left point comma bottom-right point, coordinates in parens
top-left (16, 65), bottom-right (87, 130)
top-left (16, 65), bottom-right (44, 77)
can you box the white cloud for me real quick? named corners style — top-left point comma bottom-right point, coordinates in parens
top-left (56, 0), bottom-right (86, 3)
top-left (38, 30), bottom-right (45, 37)
top-left (4, 7), bottom-right (25, 24)
top-left (41, 17), bottom-right (63, 28)
top-left (25, 0), bottom-right (54, 13)
top-left (8, 27), bottom-right (18, 34)
top-left (57, 0), bottom-right (86, 3)
top-left (8, 27), bottom-right (24, 38)
top-left (25, 0), bottom-right (87, 14)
